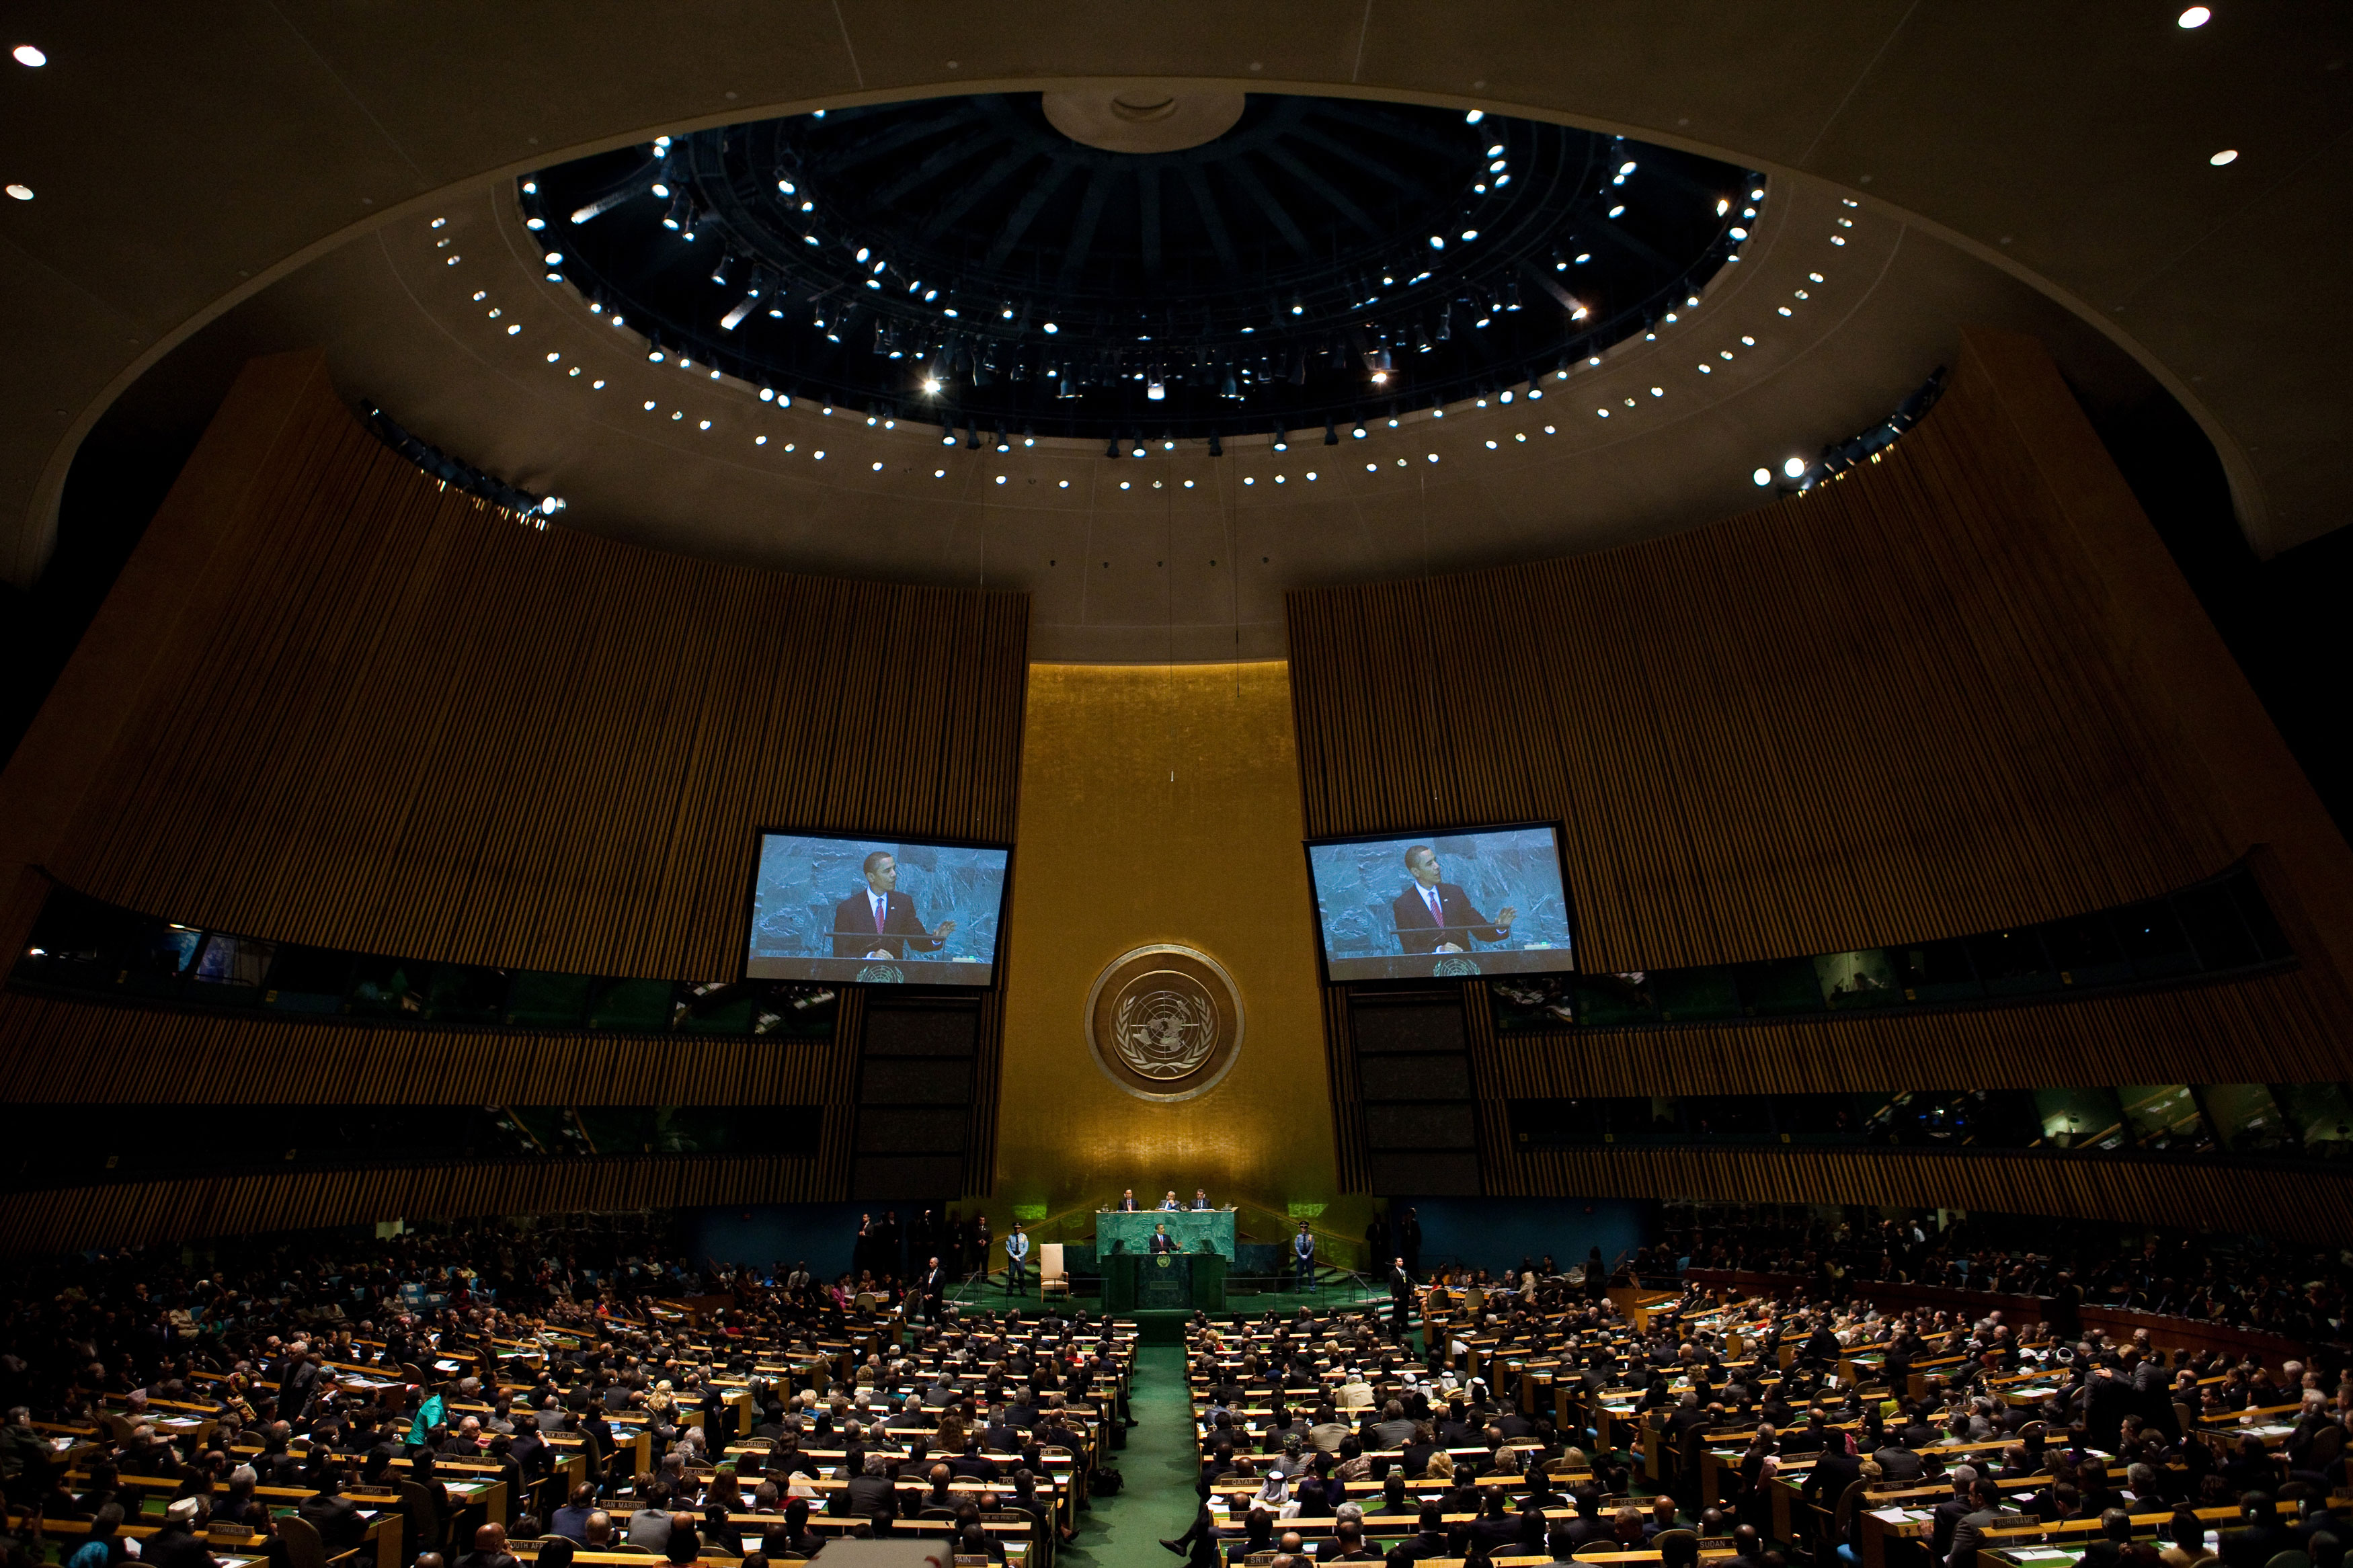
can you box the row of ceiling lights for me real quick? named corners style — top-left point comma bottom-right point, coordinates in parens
top-left (450, 183), bottom-right (1870, 499)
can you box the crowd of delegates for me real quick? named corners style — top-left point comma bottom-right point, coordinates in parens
top-left (1164, 1285), bottom-right (2351, 1568)
top-left (0, 1216), bottom-right (1132, 1568)
top-left (1645, 1209), bottom-right (2352, 1346)
top-left (849, 1210), bottom-right (990, 1287)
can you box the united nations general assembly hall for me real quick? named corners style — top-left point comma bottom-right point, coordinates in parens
top-left (2, 13), bottom-right (2351, 1568)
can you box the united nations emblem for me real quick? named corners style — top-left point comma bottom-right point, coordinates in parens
top-left (1084, 944), bottom-right (1243, 1103)
top-left (854, 963), bottom-right (906, 985)
top-left (1431, 956), bottom-right (1481, 977)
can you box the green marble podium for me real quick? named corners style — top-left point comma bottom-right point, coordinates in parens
top-left (1103, 1250), bottom-right (1226, 1313)
top-left (1095, 1208), bottom-right (1236, 1262)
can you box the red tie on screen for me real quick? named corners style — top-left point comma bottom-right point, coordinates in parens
top-left (1427, 890), bottom-right (1443, 934)
top-left (875, 897), bottom-right (886, 934)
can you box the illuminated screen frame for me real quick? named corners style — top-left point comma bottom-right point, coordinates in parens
top-left (740, 826), bottom-right (1015, 989)
top-left (1301, 820), bottom-right (1579, 984)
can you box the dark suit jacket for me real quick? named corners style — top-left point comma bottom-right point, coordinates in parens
top-left (1390, 882), bottom-right (1507, 955)
top-left (831, 889), bottom-right (948, 960)
top-left (298, 1493), bottom-right (367, 1552)
top-left (1946, 1506), bottom-right (2013, 1568)
top-left (1151, 1233), bottom-right (1178, 1253)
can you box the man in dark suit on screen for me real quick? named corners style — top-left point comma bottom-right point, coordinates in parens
top-left (831, 850), bottom-right (957, 960)
top-left (1390, 844), bottom-right (1516, 954)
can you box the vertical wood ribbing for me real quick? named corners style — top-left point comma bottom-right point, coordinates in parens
top-left (40, 361), bottom-right (1031, 981)
top-left (1285, 356), bottom-right (2231, 977)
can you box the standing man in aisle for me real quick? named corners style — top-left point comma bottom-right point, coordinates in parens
top-left (1293, 1221), bottom-right (1318, 1294)
top-left (1389, 1257), bottom-right (1417, 1344)
top-left (1004, 1223), bottom-right (1030, 1296)
top-left (1398, 1208), bottom-right (1423, 1280)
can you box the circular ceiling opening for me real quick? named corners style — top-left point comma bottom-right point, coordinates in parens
top-left (528, 92), bottom-right (1759, 440)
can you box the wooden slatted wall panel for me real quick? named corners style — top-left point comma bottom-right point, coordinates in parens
top-left (1476, 970), bottom-right (2343, 1098)
top-left (0, 1156), bottom-right (830, 1258)
top-left (1285, 347), bottom-right (2230, 976)
top-left (1321, 986), bottom-right (1371, 1191)
top-left (0, 991), bottom-right (856, 1105)
top-left (963, 984), bottom-right (1006, 1197)
top-left (1490, 1146), bottom-right (2353, 1247)
top-left (818, 987), bottom-right (867, 1197)
top-left (45, 360), bottom-right (1029, 980)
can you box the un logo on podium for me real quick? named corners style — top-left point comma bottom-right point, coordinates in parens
top-left (1084, 944), bottom-right (1244, 1103)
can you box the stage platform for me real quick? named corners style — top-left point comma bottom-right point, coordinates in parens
top-left (941, 1272), bottom-right (1403, 1343)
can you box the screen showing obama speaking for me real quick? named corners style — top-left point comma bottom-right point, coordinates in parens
top-left (1304, 823), bottom-right (1576, 982)
top-left (745, 831), bottom-right (1010, 987)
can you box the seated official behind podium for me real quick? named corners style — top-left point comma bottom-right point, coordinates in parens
top-left (1389, 843), bottom-right (1515, 956)
top-left (830, 851), bottom-right (957, 960)
top-left (1193, 1188), bottom-right (1212, 1210)
top-left (1117, 1189), bottom-right (1139, 1210)
top-left (1160, 1190), bottom-right (1182, 1210)
top-left (1151, 1223), bottom-right (1179, 1254)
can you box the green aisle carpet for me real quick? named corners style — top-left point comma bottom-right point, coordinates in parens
top-left (1062, 1345), bottom-right (1198, 1568)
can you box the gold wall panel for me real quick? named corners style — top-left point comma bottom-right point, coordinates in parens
top-left (990, 662), bottom-right (1354, 1249)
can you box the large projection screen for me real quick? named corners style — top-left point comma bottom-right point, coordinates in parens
top-left (745, 831), bottom-right (1011, 987)
top-left (1305, 823), bottom-right (1576, 983)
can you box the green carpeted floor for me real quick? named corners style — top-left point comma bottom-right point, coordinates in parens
top-left (1061, 1344), bottom-right (1199, 1568)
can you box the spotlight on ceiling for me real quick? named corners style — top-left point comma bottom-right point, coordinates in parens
top-left (1351, 423), bottom-right (1367, 440)
top-left (1147, 376), bottom-right (1166, 401)
top-left (720, 292), bottom-right (760, 331)
top-left (13, 44), bottom-right (46, 67)
top-left (1782, 456), bottom-right (1806, 479)
top-left (1208, 432), bottom-right (1224, 458)
top-left (1753, 467), bottom-right (1773, 486)
top-left (2177, 5), bottom-right (2210, 24)
top-left (1464, 110), bottom-right (1484, 124)
top-left (2209, 148), bottom-right (2239, 165)
top-left (1105, 437), bottom-right (1121, 458)
top-left (710, 255), bottom-right (733, 286)
top-left (1131, 440), bottom-right (1147, 458)
top-left (1272, 429), bottom-right (1289, 452)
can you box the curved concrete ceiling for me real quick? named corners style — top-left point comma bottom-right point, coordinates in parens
top-left (4, 3), bottom-right (2344, 595)
top-left (138, 148), bottom-right (2155, 661)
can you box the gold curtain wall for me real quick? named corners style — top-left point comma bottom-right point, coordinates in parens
top-left (988, 662), bottom-right (1343, 1234)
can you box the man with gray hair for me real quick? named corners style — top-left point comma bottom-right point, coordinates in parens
top-left (1931, 1467), bottom-right (1981, 1560)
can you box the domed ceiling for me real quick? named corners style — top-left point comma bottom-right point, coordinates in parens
top-left (528, 93), bottom-right (1757, 440)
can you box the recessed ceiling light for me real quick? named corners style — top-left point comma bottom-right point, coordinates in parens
top-left (13, 44), bottom-right (46, 67)
top-left (5, 183), bottom-right (33, 201)
top-left (2178, 5), bottom-right (2210, 25)
top-left (1753, 468), bottom-right (1772, 486)
top-left (1783, 456), bottom-right (1806, 478)
top-left (2209, 148), bottom-right (2238, 165)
